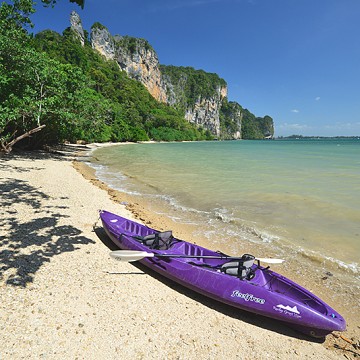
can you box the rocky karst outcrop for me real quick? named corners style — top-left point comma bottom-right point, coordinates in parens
top-left (70, 11), bottom-right (85, 46)
top-left (70, 12), bottom-right (274, 139)
top-left (219, 101), bottom-right (243, 140)
top-left (90, 24), bottom-right (166, 103)
top-left (114, 37), bottom-right (168, 103)
top-left (161, 66), bottom-right (228, 138)
top-left (90, 25), bottom-right (115, 60)
top-left (183, 86), bottom-right (227, 138)
top-left (75, 16), bottom-right (229, 136)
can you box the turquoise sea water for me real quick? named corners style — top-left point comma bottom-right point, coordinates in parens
top-left (90, 139), bottom-right (360, 277)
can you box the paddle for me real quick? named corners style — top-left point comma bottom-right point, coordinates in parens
top-left (109, 250), bottom-right (285, 264)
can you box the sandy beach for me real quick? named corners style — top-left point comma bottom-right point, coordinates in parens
top-left (1, 145), bottom-right (358, 359)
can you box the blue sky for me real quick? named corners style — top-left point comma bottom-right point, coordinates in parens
top-left (31, 0), bottom-right (360, 136)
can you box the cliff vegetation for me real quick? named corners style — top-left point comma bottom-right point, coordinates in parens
top-left (161, 65), bottom-right (227, 108)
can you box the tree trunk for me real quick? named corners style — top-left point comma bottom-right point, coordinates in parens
top-left (0, 124), bottom-right (46, 154)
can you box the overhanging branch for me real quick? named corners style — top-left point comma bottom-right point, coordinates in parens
top-left (0, 124), bottom-right (46, 154)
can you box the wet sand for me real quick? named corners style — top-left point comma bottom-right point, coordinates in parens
top-left (0, 145), bottom-right (358, 359)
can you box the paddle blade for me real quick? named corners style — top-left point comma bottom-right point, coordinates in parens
top-left (255, 257), bottom-right (285, 264)
top-left (110, 250), bottom-right (154, 262)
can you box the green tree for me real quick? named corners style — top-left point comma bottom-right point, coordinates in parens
top-left (0, 0), bottom-right (39, 152)
top-left (0, 44), bottom-right (81, 150)
top-left (41, 0), bottom-right (84, 9)
top-left (0, 0), bottom-right (114, 151)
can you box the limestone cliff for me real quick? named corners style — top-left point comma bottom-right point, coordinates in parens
top-left (90, 24), bottom-right (115, 60)
top-left (184, 94), bottom-right (223, 137)
top-left (161, 66), bottom-right (228, 137)
top-left (70, 12), bottom-right (274, 139)
top-left (88, 20), bottom-right (229, 137)
top-left (70, 11), bottom-right (85, 46)
top-left (219, 101), bottom-right (243, 140)
top-left (90, 24), bottom-right (166, 102)
top-left (114, 36), bottom-right (167, 103)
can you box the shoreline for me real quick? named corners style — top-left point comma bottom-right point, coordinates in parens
top-left (0, 145), bottom-right (358, 359)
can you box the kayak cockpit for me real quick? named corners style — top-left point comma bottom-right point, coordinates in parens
top-left (171, 242), bottom-right (258, 280)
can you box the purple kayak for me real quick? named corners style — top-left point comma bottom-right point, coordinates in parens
top-left (100, 210), bottom-right (345, 338)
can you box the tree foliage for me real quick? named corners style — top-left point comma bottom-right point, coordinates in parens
top-left (115, 35), bottom-right (154, 55)
top-left (42, 0), bottom-right (84, 9)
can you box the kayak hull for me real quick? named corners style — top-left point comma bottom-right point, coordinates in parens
top-left (100, 210), bottom-right (346, 337)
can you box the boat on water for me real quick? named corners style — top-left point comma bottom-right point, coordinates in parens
top-left (100, 210), bottom-right (346, 338)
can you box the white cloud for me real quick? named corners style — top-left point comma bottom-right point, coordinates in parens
top-left (315, 97), bottom-right (321, 101)
top-left (291, 109), bottom-right (299, 113)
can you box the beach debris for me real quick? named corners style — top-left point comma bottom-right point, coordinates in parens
top-left (332, 333), bottom-right (360, 357)
top-left (322, 271), bottom-right (334, 281)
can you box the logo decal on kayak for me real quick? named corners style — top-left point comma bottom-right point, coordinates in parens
top-left (274, 304), bottom-right (301, 318)
top-left (231, 290), bottom-right (266, 305)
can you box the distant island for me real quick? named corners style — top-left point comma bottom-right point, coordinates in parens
top-left (276, 135), bottom-right (360, 139)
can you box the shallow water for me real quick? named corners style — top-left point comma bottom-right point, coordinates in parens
top-left (90, 139), bottom-right (360, 276)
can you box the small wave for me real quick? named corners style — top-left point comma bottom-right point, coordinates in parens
top-left (88, 162), bottom-right (142, 196)
top-left (298, 248), bottom-right (359, 275)
top-left (194, 229), bottom-right (218, 241)
top-left (210, 207), bottom-right (280, 244)
top-left (213, 207), bottom-right (234, 224)
top-left (153, 193), bottom-right (209, 215)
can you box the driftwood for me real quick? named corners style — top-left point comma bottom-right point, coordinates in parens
top-left (0, 124), bottom-right (46, 154)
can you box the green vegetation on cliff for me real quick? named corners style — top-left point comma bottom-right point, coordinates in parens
top-left (160, 65), bottom-right (226, 109)
top-left (241, 112), bottom-right (274, 140)
top-left (91, 22), bottom-right (107, 31)
top-left (115, 35), bottom-right (154, 54)
top-left (219, 100), bottom-right (242, 139)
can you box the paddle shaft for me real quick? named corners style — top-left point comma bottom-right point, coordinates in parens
top-left (109, 250), bottom-right (284, 264)
top-left (150, 254), bottom-right (251, 260)
top-left (145, 254), bottom-right (283, 263)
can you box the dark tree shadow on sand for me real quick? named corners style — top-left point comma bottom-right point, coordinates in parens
top-left (0, 168), bottom-right (94, 287)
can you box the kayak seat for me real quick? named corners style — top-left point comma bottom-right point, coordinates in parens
top-left (138, 231), bottom-right (174, 250)
top-left (221, 254), bottom-right (256, 280)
